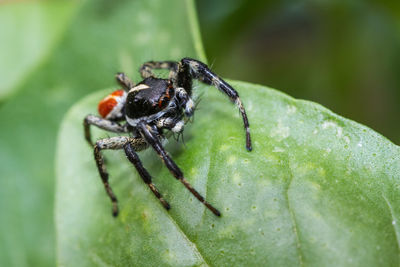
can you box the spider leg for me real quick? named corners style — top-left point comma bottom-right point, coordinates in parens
top-left (138, 121), bottom-right (221, 216)
top-left (139, 61), bottom-right (179, 80)
top-left (124, 142), bottom-right (170, 210)
top-left (94, 136), bottom-right (130, 217)
top-left (115, 72), bottom-right (135, 91)
top-left (176, 87), bottom-right (195, 116)
top-left (84, 115), bottom-right (128, 146)
top-left (157, 117), bottom-right (185, 134)
top-left (180, 57), bottom-right (252, 151)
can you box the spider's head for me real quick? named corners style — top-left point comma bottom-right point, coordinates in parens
top-left (125, 77), bottom-right (175, 123)
top-left (98, 89), bottom-right (127, 119)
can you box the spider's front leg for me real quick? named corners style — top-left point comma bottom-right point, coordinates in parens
top-left (157, 117), bottom-right (185, 134)
top-left (179, 58), bottom-right (252, 151)
top-left (93, 136), bottom-right (129, 216)
top-left (83, 115), bottom-right (128, 146)
top-left (138, 121), bottom-right (221, 216)
top-left (124, 142), bottom-right (170, 210)
top-left (93, 136), bottom-right (170, 216)
top-left (175, 87), bottom-right (195, 117)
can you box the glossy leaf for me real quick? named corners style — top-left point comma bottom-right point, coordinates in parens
top-left (56, 81), bottom-right (400, 266)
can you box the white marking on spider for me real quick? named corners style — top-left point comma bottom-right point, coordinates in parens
top-left (103, 91), bottom-right (127, 120)
top-left (212, 77), bottom-right (221, 87)
top-left (185, 99), bottom-right (194, 114)
top-left (188, 61), bottom-right (200, 72)
top-left (171, 121), bottom-right (184, 133)
top-left (129, 84), bottom-right (150, 93)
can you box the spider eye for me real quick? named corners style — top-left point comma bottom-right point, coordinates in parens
top-left (157, 86), bottom-right (174, 108)
top-left (167, 80), bottom-right (173, 88)
top-left (158, 94), bottom-right (170, 108)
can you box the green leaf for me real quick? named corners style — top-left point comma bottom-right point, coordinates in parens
top-left (0, 0), bottom-right (201, 266)
top-left (0, 1), bottom-right (77, 100)
top-left (56, 80), bottom-right (400, 266)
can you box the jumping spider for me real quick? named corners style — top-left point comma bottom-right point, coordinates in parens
top-left (84, 58), bottom-right (252, 217)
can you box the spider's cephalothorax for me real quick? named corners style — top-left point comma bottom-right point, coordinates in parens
top-left (125, 78), bottom-right (176, 126)
top-left (84, 58), bottom-right (252, 217)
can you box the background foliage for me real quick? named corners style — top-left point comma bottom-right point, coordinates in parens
top-left (197, 0), bottom-right (400, 144)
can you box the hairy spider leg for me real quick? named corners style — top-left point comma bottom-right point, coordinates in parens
top-left (124, 142), bottom-right (171, 210)
top-left (84, 115), bottom-right (128, 146)
top-left (175, 87), bottom-right (195, 116)
top-left (93, 136), bottom-right (150, 217)
top-left (94, 136), bottom-right (129, 217)
top-left (115, 72), bottom-right (135, 91)
top-left (156, 117), bottom-right (185, 134)
top-left (179, 58), bottom-right (252, 151)
top-left (139, 61), bottom-right (179, 80)
top-left (138, 121), bottom-right (221, 216)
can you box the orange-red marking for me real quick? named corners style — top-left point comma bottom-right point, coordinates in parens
top-left (111, 90), bottom-right (125, 97)
top-left (98, 90), bottom-right (124, 118)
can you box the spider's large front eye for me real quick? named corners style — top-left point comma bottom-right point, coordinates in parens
top-left (157, 96), bottom-right (169, 108)
top-left (157, 87), bottom-right (174, 109)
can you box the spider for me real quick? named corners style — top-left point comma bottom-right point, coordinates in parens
top-left (83, 58), bottom-right (252, 217)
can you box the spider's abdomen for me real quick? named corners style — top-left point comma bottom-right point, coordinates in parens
top-left (125, 77), bottom-right (175, 124)
top-left (98, 89), bottom-right (127, 119)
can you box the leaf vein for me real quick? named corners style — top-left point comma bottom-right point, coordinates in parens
top-left (163, 209), bottom-right (211, 267)
top-left (286, 159), bottom-right (304, 266)
top-left (382, 194), bottom-right (400, 259)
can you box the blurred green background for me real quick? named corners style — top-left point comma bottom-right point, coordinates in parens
top-left (197, 0), bottom-right (400, 144)
top-left (0, 0), bottom-right (400, 266)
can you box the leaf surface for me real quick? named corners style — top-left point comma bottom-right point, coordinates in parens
top-left (56, 81), bottom-right (400, 266)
